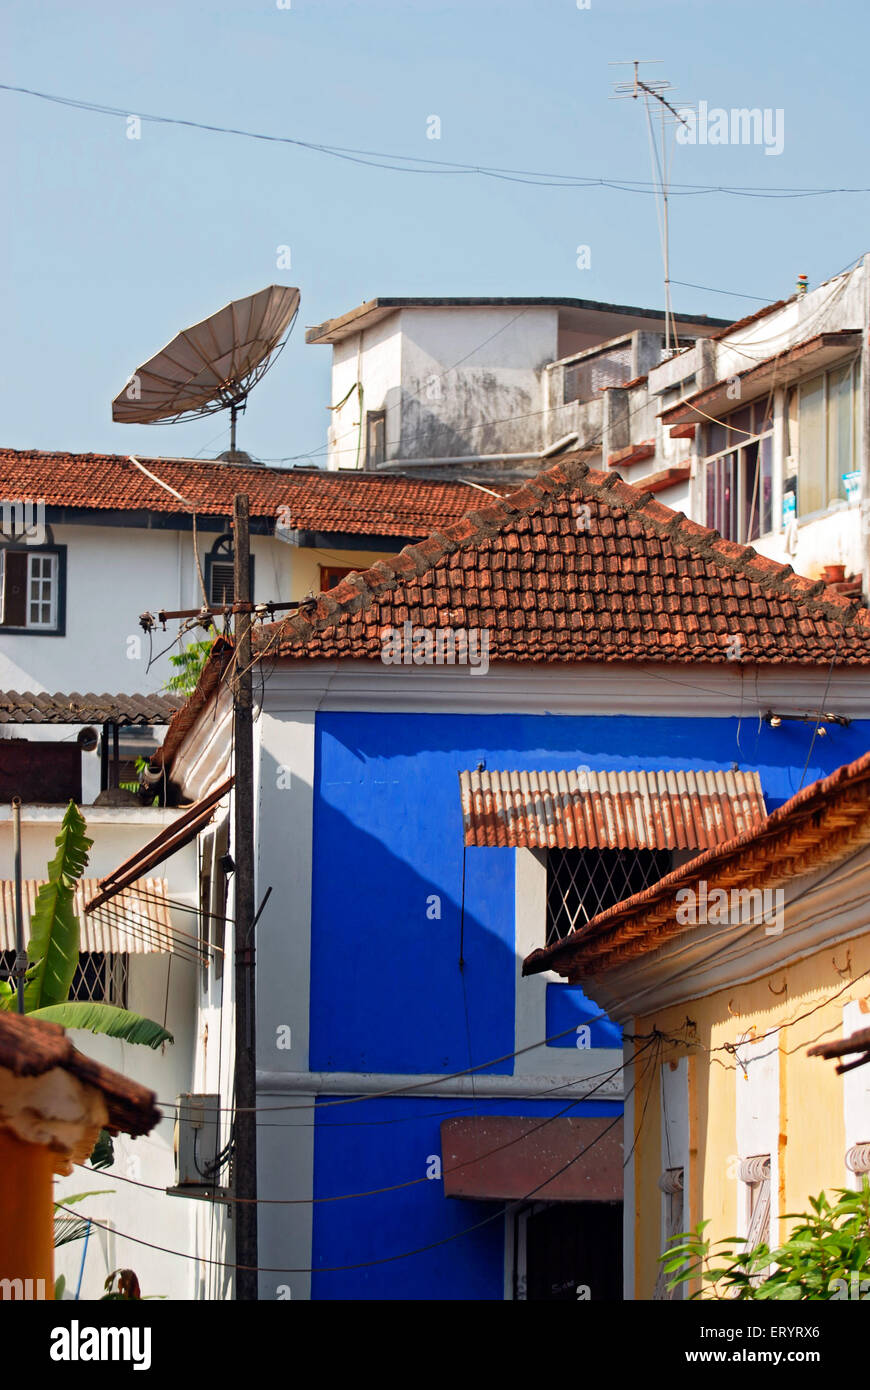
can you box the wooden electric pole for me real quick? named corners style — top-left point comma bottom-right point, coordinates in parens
top-left (232, 492), bottom-right (258, 1299)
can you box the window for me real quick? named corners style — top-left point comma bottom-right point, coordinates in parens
top-left (320, 566), bottom-right (356, 591)
top-left (0, 546), bottom-right (66, 634)
top-left (1, 949), bottom-right (127, 1005)
top-left (204, 535), bottom-right (254, 608)
top-left (545, 848), bottom-right (672, 946)
top-left (703, 399), bottom-right (773, 543)
top-left (564, 343), bottom-right (633, 405)
top-left (199, 821), bottom-right (229, 989)
top-left (787, 360), bottom-right (860, 517)
top-left (365, 410), bottom-right (386, 468)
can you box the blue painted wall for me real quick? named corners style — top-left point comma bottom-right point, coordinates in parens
top-left (309, 711), bottom-right (870, 1075)
top-left (305, 710), bottom-right (870, 1296)
top-left (311, 1094), bottom-right (622, 1300)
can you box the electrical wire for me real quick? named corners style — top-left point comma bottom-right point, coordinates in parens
top-left (5, 82), bottom-right (870, 200)
top-left (57, 1047), bottom-right (650, 1275)
top-left (75, 1047), bottom-right (637, 1210)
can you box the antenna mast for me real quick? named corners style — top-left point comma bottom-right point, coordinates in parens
top-left (611, 60), bottom-right (691, 355)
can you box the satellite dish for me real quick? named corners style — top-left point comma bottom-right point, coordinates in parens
top-left (112, 285), bottom-right (300, 455)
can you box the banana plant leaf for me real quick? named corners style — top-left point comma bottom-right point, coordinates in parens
top-left (31, 1002), bottom-right (173, 1049)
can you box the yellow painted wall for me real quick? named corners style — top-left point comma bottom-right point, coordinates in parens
top-left (629, 932), bottom-right (870, 1298)
top-left (291, 547), bottom-right (399, 600)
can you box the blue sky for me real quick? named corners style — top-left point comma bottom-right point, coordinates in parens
top-left (3, 0), bottom-right (868, 465)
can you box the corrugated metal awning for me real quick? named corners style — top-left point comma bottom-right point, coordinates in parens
top-left (441, 1116), bottom-right (623, 1201)
top-left (459, 768), bottom-right (766, 850)
top-left (0, 878), bottom-right (173, 953)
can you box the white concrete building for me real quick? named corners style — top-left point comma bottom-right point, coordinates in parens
top-left (605, 257), bottom-right (870, 596)
top-left (306, 296), bottom-right (727, 481)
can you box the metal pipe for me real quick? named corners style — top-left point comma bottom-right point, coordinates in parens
top-left (12, 796), bottom-right (25, 1013)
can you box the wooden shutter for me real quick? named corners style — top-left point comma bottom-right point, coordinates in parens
top-left (0, 550), bottom-right (28, 627)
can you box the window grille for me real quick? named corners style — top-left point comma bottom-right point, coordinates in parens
top-left (545, 847), bottom-right (672, 946)
top-left (0, 949), bottom-right (128, 1006)
top-left (563, 344), bottom-right (632, 405)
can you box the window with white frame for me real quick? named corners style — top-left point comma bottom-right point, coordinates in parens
top-left (545, 848), bottom-right (672, 946)
top-left (703, 399), bottom-right (774, 543)
top-left (787, 359), bottom-right (860, 518)
top-left (735, 1029), bottom-right (779, 1260)
top-left (0, 547), bottom-right (64, 633)
top-left (199, 821), bottom-right (230, 990)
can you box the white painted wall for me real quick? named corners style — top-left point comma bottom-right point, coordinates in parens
top-left (0, 523), bottom-right (296, 695)
top-left (0, 804), bottom-right (200, 1301)
top-left (326, 307), bottom-right (558, 468)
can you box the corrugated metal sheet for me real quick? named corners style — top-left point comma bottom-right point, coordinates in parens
top-left (0, 691), bottom-right (183, 725)
top-left (0, 878), bottom-right (173, 953)
top-left (459, 768), bottom-right (766, 850)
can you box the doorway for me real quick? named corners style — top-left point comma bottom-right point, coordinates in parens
top-left (512, 1201), bottom-right (623, 1301)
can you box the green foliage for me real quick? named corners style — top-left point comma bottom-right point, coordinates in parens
top-left (88, 1129), bottom-right (115, 1170)
top-left (164, 627), bottom-right (216, 696)
top-left (0, 801), bottom-right (173, 1168)
top-left (13, 802), bottom-right (93, 1012)
top-left (31, 1002), bottom-right (173, 1049)
top-left (53, 1190), bottom-right (112, 1248)
top-left (662, 1181), bottom-right (870, 1299)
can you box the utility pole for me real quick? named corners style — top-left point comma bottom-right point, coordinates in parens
top-left (232, 492), bottom-right (258, 1299)
top-left (12, 796), bottom-right (25, 1013)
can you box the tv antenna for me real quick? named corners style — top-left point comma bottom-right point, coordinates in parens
top-left (112, 285), bottom-right (300, 461)
top-left (611, 60), bottom-right (692, 354)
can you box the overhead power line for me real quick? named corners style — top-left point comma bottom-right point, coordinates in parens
top-left (2, 82), bottom-right (870, 200)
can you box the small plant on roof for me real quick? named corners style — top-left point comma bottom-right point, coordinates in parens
top-left (164, 626), bottom-right (217, 697)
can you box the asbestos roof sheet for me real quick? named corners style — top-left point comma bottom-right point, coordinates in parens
top-left (459, 768), bottom-right (766, 851)
top-left (0, 691), bottom-right (183, 725)
top-left (0, 878), bottom-right (174, 953)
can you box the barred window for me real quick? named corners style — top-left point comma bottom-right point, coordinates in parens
top-left (545, 848), bottom-right (672, 946)
top-left (0, 949), bottom-right (128, 1006)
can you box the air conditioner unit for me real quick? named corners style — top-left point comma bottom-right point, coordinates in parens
top-left (174, 1093), bottom-right (221, 1188)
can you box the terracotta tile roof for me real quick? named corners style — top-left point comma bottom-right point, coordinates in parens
top-left (0, 691), bottom-right (182, 725)
top-left (459, 768), bottom-right (766, 850)
top-left (708, 297), bottom-right (791, 341)
top-left (0, 449), bottom-right (491, 539)
top-left (259, 454), bottom-right (870, 665)
top-left (523, 749), bottom-right (870, 981)
top-left (0, 1010), bottom-right (161, 1138)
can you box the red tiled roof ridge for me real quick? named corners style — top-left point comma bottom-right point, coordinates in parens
top-left (0, 445), bottom-right (498, 489)
top-left (262, 455), bottom-right (870, 652)
top-left (523, 746), bottom-right (870, 978)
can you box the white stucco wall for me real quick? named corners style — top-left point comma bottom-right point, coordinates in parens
top-left (0, 805), bottom-right (199, 1301)
top-left (0, 524), bottom-right (299, 695)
